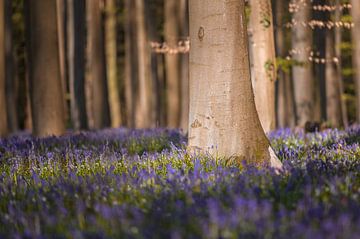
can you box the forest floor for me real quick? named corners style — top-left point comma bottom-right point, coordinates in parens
top-left (0, 127), bottom-right (359, 238)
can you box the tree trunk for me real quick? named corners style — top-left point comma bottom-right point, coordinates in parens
top-left (5, 0), bottom-right (18, 133)
top-left (134, 0), bottom-right (154, 128)
top-left (124, 0), bottom-right (136, 128)
top-left (291, 0), bottom-right (314, 126)
top-left (325, 29), bottom-right (342, 127)
top-left (248, 0), bottom-right (276, 132)
top-left (188, 0), bottom-right (282, 168)
top-left (274, 0), bottom-right (295, 128)
top-left (179, 0), bottom-right (189, 133)
top-left (56, 0), bottom-right (69, 126)
top-left (335, 0), bottom-right (348, 127)
top-left (68, 0), bottom-right (88, 130)
top-left (26, 0), bottom-right (66, 137)
top-left (0, 0), bottom-right (8, 137)
top-left (350, 0), bottom-right (360, 123)
top-left (105, 0), bottom-right (122, 128)
top-left (165, 0), bottom-right (181, 128)
top-left (86, 0), bottom-right (110, 129)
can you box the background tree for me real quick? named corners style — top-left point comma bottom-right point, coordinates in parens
top-left (105, 0), bottom-right (122, 128)
top-left (350, 0), bottom-right (360, 123)
top-left (248, 0), bottom-right (277, 132)
top-left (291, 0), bottom-right (314, 126)
top-left (188, 0), bottom-right (282, 168)
top-left (68, 0), bottom-right (88, 130)
top-left (86, 0), bottom-right (110, 129)
top-left (26, 0), bottom-right (66, 137)
top-left (0, 0), bottom-right (8, 137)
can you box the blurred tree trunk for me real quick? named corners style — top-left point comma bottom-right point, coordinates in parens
top-left (179, 0), bottom-right (189, 133)
top-left (291, 0), bottom-right (314, 126)
top-left (26, 0), bottom-right (66, 137)
top-left (124, 0), bottom-right (135, 127)
top-left (248, 0), bottom-right (276, 132)
top-left (274, 0), bottom-right (295, 128)
top-left (165, 0), bottom-right (181, 128)
top-left (124, 0), bottom-right (137, 128)
top-left (350, 0), bottom-right (360, 123)
top-left (86, 0), bottom-right (110, 129)
top-left (67, 0), bottom-right (88, 130)
top-left (0, 0), bottom-right (8, 137)
top-left (335, 0), bottom-right (348, 127)
top-left (325, 29), bottom-right (342, 127)
top-left (105, 0), bottom-right (122, 128)
top-left (188, 0), bottom-right (282, 169)
top-left (134, 0), bottom-right (154, 128)
top-left (5, 0), bottom-right (18, 133)
top-left (56, 0), bottom-right (69, 125)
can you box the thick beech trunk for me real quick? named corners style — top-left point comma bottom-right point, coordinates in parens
top-left (291, 0), bottom-right (314, 126)
top-left (165, 0), bottom-right (181, 128)
top-left (0, 0), bottom-right (8, 137)
top-left (248, 0), bottom-right (276, 132)
top-left (188, 0), bottom-right (282, 168)
top-left (105, 0), bottom-right (122, 128)
top-left (67, 0), bottom-right (88, 130)
top-left (350, 0), bottom-right (360, 123)
top-left (86, 0), bottom-right (110, 129)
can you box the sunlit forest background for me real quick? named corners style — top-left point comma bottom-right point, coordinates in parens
top-left (0, 0), bottom-right (359, 137)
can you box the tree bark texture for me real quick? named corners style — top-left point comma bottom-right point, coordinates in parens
top-left (325, 29), bottom-right (342, 127)
top-left (165, 0), bottom-right (181, 128)
top-left (0, 0), bottom-right (8, 137)
top-left (350, 0), bottom-right (360, 123)
top-left (86, 0), bottom-right (110, 129)
top-left (27, 0), bottom-right (66, 137)
top-left (291, 0), bottom-right (314, 126)
top-left (68, 0), bottom-right (88, 130)
top-left (188, 0), bottom-right (282, 168)
top-left (248, 0), bottom-right (276, 132)
top-left (105, 0), bottom-right (122, 128)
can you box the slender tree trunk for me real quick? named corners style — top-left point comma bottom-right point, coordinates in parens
top-left (248, 0), bottom-right (276, 132)
top-left (0, 0), bottom-right (8, 137)
top-left (27, 0), bottom-right (66, 137)
top-left (335, 0), bottom-right (348, 127)
top-left (105, 0), bottom-right (122, 128)
top-left (56, 0), bottom-right (69, 125)
top-left (124, 0), bottom-right (136, 127)
top-left (5, 0), bottom-right (18, 133)
top-left (134, 0), bottom-right (153, 128)
top-left (165, 0), bottom-right (181, 128)
top-left (350, 0), bottom-right (360, 123)
top-left (291, 0), bottom-right (314, 126)
top-left (274, 0), bottom-right (295, 128)
top-left (87, 0), bottom-right (110, 129)
top-left (188, 0), bottom-right (282, 168)
top-left (179, 0), bottom-right (189, 132)
top-left (68, 0), bottom-right (88, 130)
top-left (325, 29), bottom-right (342, 127)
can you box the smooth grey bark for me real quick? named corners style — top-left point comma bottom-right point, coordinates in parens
top-left (68, 0), bottom-right (88, 130)
top-left (0, 0), bottom-right (8, 137)
top-left (350, 0), bottom-right (360, 123)
top-left (86, 0), bottom-right (110, 129)
top-left (27, 0), bottom-right (66, 137)
top-left (188, 0), bottom-right (282, 169)
top-left (291, 0), bottom-right (314, 126)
